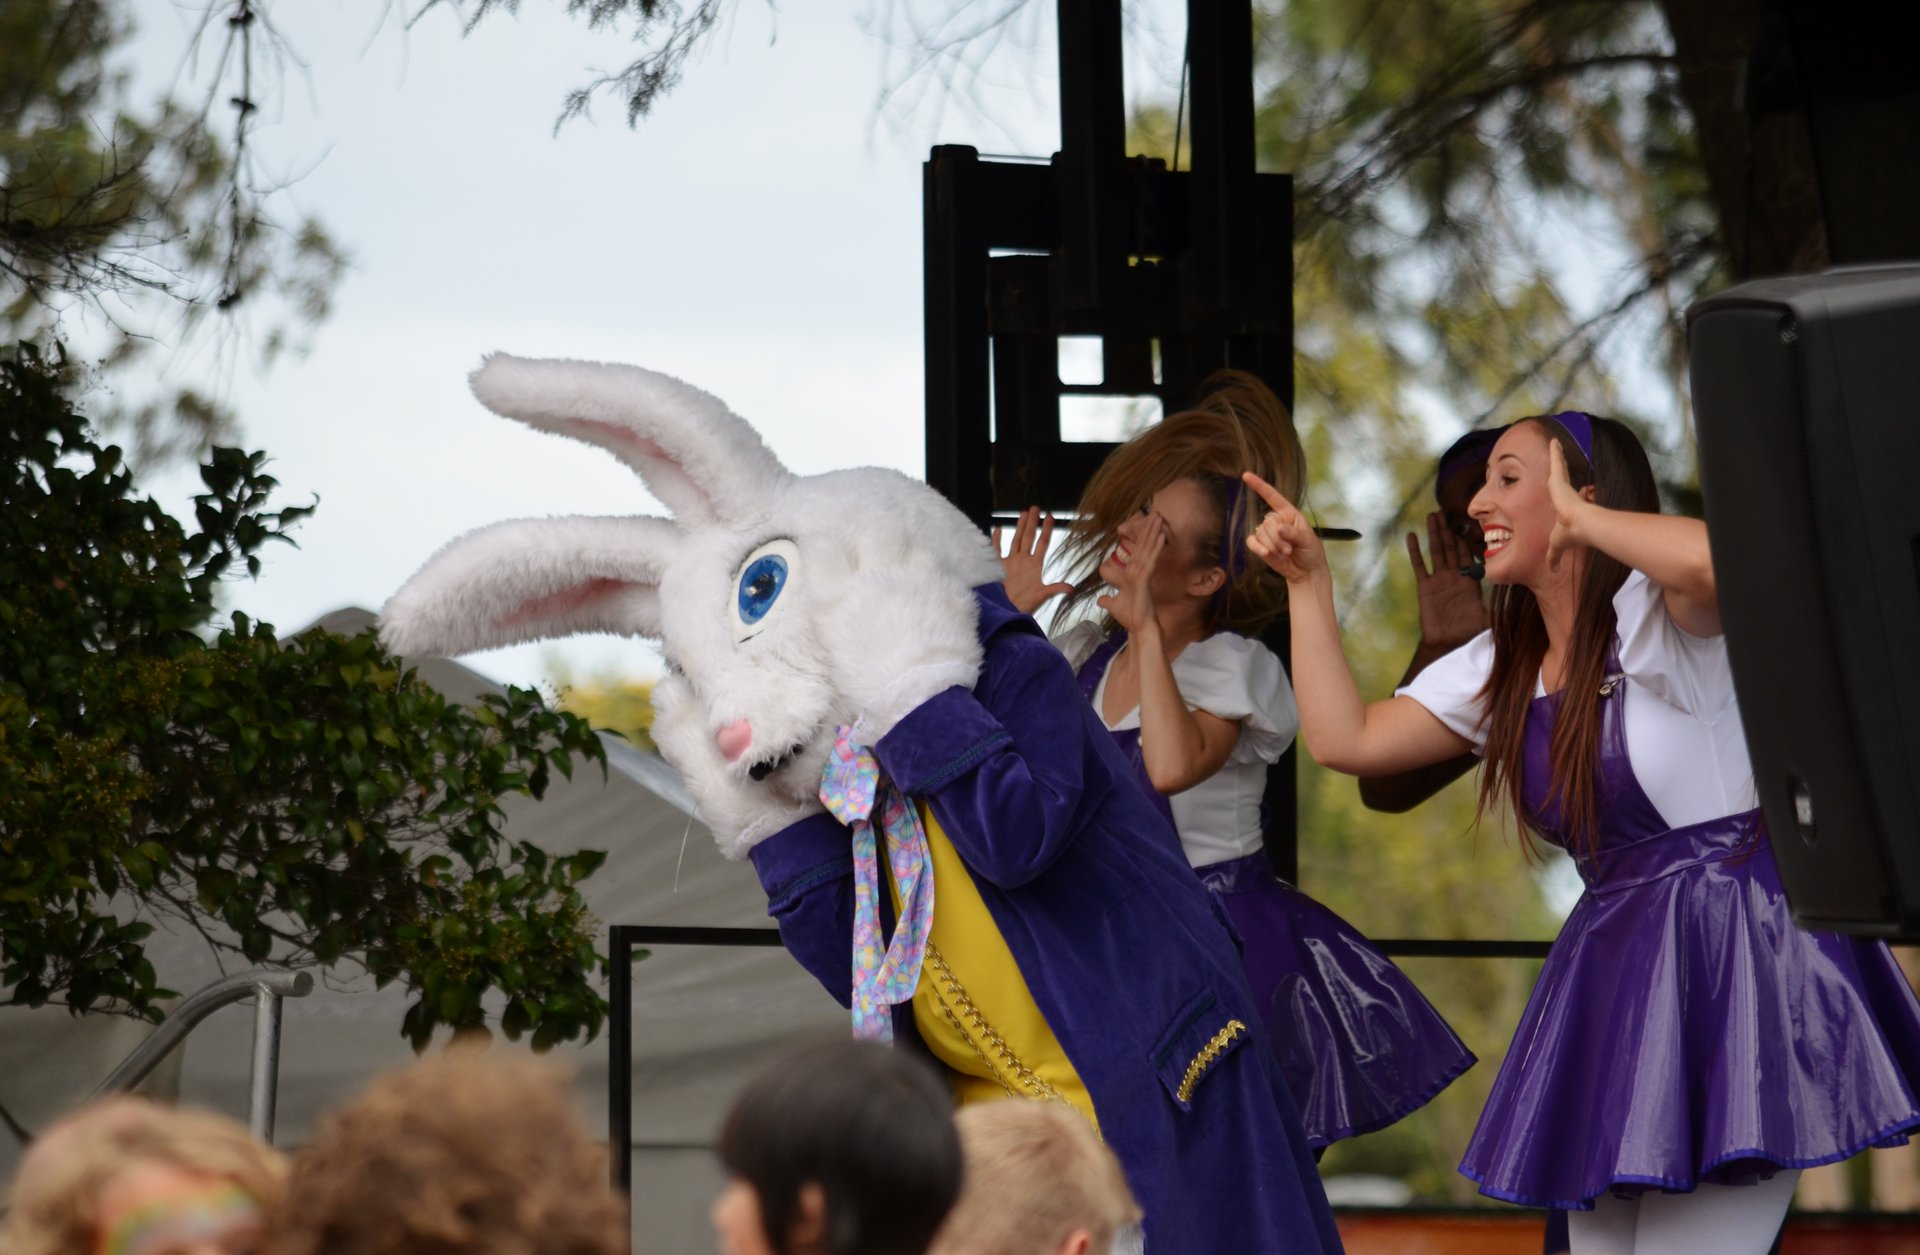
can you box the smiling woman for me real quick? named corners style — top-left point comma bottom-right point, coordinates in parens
top-left (1247, 409), bottom-right (1920, 1253)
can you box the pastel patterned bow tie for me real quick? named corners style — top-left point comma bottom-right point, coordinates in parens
top-left (819, 726), bottom-right (934, 1042)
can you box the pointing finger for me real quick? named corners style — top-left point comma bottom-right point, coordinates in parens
top-left (1241, 471), bottom-right (1296, 514)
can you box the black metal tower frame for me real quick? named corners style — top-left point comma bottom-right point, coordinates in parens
top-left (922, 0), bottom-right (1300, 877)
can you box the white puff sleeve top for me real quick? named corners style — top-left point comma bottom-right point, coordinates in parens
top-left (1396, 571), bottom-right (1755, 829)
top-left (1093, 632), bottom-right (1300, 868)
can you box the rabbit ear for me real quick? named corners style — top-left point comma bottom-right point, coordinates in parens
top-left (470, 354), bottom-right (787, 525)
top-left (380, 516), bottom-right (673, 659)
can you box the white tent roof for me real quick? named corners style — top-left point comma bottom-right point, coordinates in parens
top-left (0, 608), bottom-right (845, 1252)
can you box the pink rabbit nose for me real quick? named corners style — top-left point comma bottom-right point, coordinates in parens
top-left (715, 719), bottom-right (754, 763)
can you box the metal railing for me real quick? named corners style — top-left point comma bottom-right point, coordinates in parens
top-left (603, 923), bottom-right (1551, 1193)
top-left (93, 968), bottom-right (314, 1143)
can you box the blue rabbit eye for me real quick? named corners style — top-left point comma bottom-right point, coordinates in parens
top-left (731, 539), bottom-right (800, 641)
top-left (737, 555), bottom-right (788, 624)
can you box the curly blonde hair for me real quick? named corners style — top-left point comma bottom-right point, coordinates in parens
top-left (1052, 370), bottom-right (1306, 639)
top-left (266, 1051), bottom-right (625, 1255)
top-left (2, 1094), bottom-right (286, 1255)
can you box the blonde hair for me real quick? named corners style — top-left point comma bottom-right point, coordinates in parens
top-left (266, 1049), bottom-right (625, 1255)
top-left (929, 1101), bottom-right (1140, 1255)
top-left (1054, 370), bottom-right (1306, 639)
top-left (1, 1095), bottom-right (287, 1255)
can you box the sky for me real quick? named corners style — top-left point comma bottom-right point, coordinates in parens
top-left (106, 0), bottom-right (1662, 713)
top-left (117, 0), bottom-right (1190, 692)
top-left (102, 0), bottom-right (1600, 919)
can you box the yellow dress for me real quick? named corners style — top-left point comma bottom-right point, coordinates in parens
top-left (888, 803), bottom-right (1098, 1130)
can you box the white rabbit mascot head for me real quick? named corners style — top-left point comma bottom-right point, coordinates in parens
top-left (381, 355), bottom-right (1004, 858)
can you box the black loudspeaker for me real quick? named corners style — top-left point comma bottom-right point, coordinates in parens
top-left (1686, 266), bottom-right (1920, 935)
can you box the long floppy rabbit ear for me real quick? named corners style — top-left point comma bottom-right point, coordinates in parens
top-left (470, 354), bottom-right (787, 525)
top-left (380, 516), bottom-right (673, 659)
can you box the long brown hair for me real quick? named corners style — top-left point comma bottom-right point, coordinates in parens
top-left (1475, 415), bottom-right (1660, 855)
top-left (1054, 370), bottom-right (1306, 639)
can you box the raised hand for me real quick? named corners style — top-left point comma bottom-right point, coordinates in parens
top-left (1243, 472), bottom-right (1325, 585)
top-left (1406, 511), bottom-right (1489, 649)
top-left (1546, 438), bottom-right (1591, 574)
top-left (996, 506), bottom-right (1073, 615)
top-left (1096, 512), bottom-right (1168, 634)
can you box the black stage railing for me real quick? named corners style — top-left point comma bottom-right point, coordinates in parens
top-left (605, 922), bottom-right (1551, 1195)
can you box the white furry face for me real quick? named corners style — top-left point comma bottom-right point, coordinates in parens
top-left (655, 493), bottom-right (846, 807)
top-left (382, 356), bottom-right (1006, 826)
top-left (652, 468), bottom-right (999, 809)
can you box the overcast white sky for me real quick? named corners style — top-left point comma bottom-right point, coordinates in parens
top-left (105, 1), bottom-right (1664, 707)
top-left (115, 1), bottom-right (1191, 691)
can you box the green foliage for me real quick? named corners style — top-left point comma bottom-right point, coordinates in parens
top-left (1132, 0), bottom-right (1718, 533)
top-left (0, 342), bottom-right (614, 1049)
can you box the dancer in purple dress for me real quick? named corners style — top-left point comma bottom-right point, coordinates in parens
top-left (1247, 410), bottom-right (1920, 1251)
top-left (1000, 371), bottom-right (1475, 1151)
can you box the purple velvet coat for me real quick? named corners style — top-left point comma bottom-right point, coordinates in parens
top-left (748, 585), bottom-right (1342, 1254)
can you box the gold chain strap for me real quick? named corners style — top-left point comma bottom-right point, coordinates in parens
top-left (1176, 1019), bottom-right (1247, 1103)
top-left (922, 942), bottom-right (1069, 1105)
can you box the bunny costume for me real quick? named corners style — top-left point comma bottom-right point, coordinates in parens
top-left (751, 586), bottom-right (1342, 1252)
top-left (382, 356), bottom-right (1343, 1255)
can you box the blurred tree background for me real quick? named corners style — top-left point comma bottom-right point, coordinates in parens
top-left (0, 0), bottom-right (346, 459)
top-left (7, 0), bottom-right (1875, 1204)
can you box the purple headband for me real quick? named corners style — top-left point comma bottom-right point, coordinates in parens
top-left (1541, 410), bottom-right (1596, 468)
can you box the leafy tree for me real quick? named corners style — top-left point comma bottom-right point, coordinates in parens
top-left (1, 0), bottom-right (345, 457)
top-left (0, 342), bottom-right (613, 1050)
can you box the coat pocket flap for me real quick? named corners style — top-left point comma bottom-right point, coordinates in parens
top-left (1149, 990), bottom-right (1251, 1112)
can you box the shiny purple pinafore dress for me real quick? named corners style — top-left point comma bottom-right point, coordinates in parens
top-left (1077, 631), bottom-right (1476, 1148)
top-left (1459, 658), bottom-right (1920, 1209)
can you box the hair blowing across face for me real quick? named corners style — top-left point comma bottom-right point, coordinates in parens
top-left (266, 1050), bottom-right (626, 1255)
top-left (1475, 414), bottom-right (1660, 855)
top-left (1054, 370), bottom-right (1306, 639)
top-left (719, 1039), bottom-right (962, 1255)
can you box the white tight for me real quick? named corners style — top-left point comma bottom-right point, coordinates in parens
top-left (1564, 1171), bottom-right (1798, 1255)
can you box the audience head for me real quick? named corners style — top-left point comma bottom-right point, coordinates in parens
top-left (713, 1039), bottom-right (962, 1255)
top-left (929, 1100), bottom-right (1139, 1255)
top-left (266, 1049), bottom-right (624, 1255)
top-left (2, 1093), bottom-right (284, 1255)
